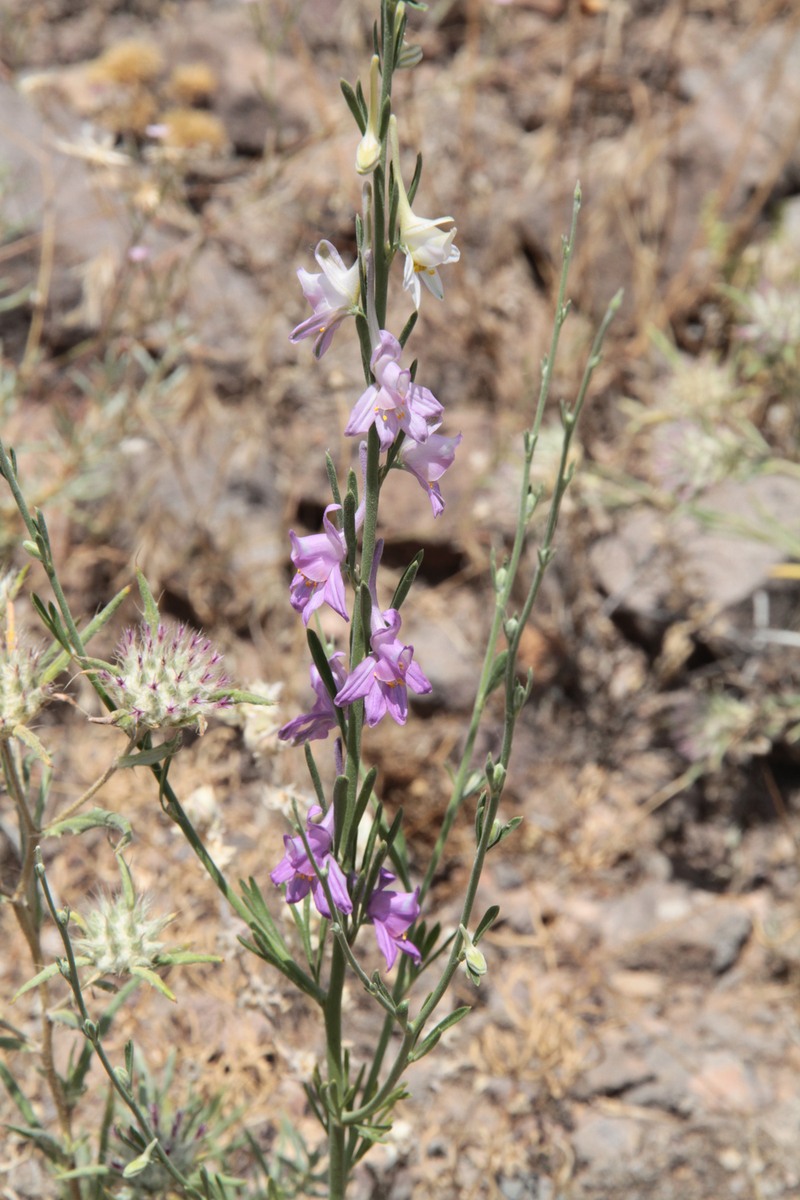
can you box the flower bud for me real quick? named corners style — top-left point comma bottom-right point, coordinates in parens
top-left (459, 925), bottom-right (487, 985)
top-left (356, 56), bottom-right (382, 176)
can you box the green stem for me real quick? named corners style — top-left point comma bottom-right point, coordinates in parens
top-left (325, 937), bottom-right (348, 1200)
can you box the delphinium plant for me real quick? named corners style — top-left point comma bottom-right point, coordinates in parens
top-left (0, 2), bottom-right (619, 1197)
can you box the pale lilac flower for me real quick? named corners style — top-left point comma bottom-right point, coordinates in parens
top-left (399, 428), bottom-right (462, 517)
top-left (270, 805), bottom-right (352, 918)
top-left (366, 868), bottom-right (421, 970)
top-left (290, 240), bottom-right (361, 358)
top-left (334, 607), bottom-right (431, 727)
top-left (278, 654), bottom-right (347, 745)
top-left (289, 504), bottom-right (348, 625)
top-left (390, 116), bottom-right (460, 308)
top-left (344, 330), bottom-right (443, 451)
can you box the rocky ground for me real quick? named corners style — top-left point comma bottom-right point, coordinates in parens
top-left (2, 1), bottom-right (800, 1198)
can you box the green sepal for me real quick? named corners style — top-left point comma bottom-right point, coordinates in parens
top-left (409, 1005), bottom-right (471, 1063)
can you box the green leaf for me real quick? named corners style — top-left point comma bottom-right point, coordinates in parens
top-left (129, 966), bottom-right (176, 1002)
top-left (217, 688), bottom-right (275, 706)
top-left (474, 905), bottom-right (500, 942)
top-left (54, 1165), bottom-right (110, 1181)
top-left (486, 650), bottom-right (509, 695)
top-left (307, 629), bottom-right (339, 700)
top-left (340, 78), bottom-right (367, 133)
top-left (397, 308), bottom-right (418, 349)
top-left (0, 1062), bottom-right (41, 1127)
top-left (118, 738), bottom-right (181, 769)
top-left (407, 151), bottom-right (423, 205)
top-left (390, 551), bottom-right (423, 611)
top-left (13, 960), bottom-right (77, 1001)
top-left (12, 723), bottom-right (52, 765)
top-left (40, 585), bottom-right (131, 680)
top-left (45, 806), bottom-right (132, 846)
top-left (488, 814), bottom-right (523, 849)
top-left (4, 1122), bottom-right (67, 1164)
top-left (409, 1005), bottom-right (471, 1063)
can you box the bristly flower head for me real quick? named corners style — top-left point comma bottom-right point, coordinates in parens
top-left (74, 889), bottom-right (174, 979)
top-left (99, 622), bottom-right (231, 733)
top-left (0, 576), bottom-right (48, 738)
top-left (366, 868), bottom-right (421, 971)
top-left (390, 116), bottom-right (460, 308)
top-left (270, 804), bottom-right (352, 918)
top-left (290, 240), bottom-right (361, 358)
top-left (344, 330), bottom-right (443, 450)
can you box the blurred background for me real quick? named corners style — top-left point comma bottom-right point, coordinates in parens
top-left (2, 1), bottom-right (800, 1197)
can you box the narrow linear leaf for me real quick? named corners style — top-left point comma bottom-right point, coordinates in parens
top-left (390, 551), bottom-right (424, 611)
top-left (410, 1005), bottom-right (471, 1062)
top-left (135, 570), bottom-right (161, 635)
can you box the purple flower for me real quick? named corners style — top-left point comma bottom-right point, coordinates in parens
top-left (289, 504), bottom-right (349, 625)
top-left (399, 428), bottom-right (462, 517)
top-left (270, 805), bottom-right (352, 918)
top-left (278, 654), bottom-right (347, 745)
top-left (290, 240), bottom-right (361, 358)
top-left (334, 607), bottom-right (431, 727)
top-left (344, 331), bottom-right (443, 451)
top-left (366, 869), bottom-right (421, 970)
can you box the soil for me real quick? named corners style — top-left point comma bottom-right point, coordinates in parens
top-left (2, 2), bottom-right (800, 1199)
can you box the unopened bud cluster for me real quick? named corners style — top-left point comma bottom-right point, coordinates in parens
top-left (100, 622), bottom-right (231, 732)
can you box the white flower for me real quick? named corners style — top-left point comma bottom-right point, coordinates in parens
top-left (390, 116), bottom-right (460, 308)
top-left (291, 241), bottom-right (361, 358)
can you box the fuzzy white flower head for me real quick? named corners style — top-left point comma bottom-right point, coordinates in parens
top-left (0, 587), bottom-right (47, 737)
top-left (390, 115), bottom-right (460, 308)
top-left (99, 621), bottom-right (231, 733)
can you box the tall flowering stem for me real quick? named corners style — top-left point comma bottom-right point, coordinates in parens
top-left (275, 0), bottom-right (620, 1193)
